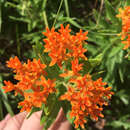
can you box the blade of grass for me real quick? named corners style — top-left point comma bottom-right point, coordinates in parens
top-left (5, 2), bottom-right (17, 8)
top-left (52, 0), bottom-right (64, 27)
top-left (42, 0), bottom-right (48, 27)
top-left (42, 0), bottom-right (47, 9)
top-left (43, 11), bottom-right (48, 27)
top-left (64, 0), bottom-right (70, 17)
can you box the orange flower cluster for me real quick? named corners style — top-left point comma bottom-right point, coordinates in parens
top-left (43, 24), bottom-right (88, 67)
top-left (117, 6), bottom-right (130, 49)
top-left (43, 24), bottom-right (113, 128)
top-left (58, 40), bottom-right (113, 128)
top-left (60, 74), bottom-right (113, 129)
top-left (2, 25), bottom-right (113, 129)
top-left (3, 56), bottom-right (56, 112)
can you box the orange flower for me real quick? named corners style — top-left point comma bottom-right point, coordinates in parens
top-left (43, 24), bottom-right (88, 67)
top-left (117, 6), bottom-right (130, 49)
top-left (3, 81), bottom-right (15, 93)
top-left (3, 56), bottom-right (56, 112)
top-left (18, 101), bottom-right (32, 112)
top-left (60, 74), bottom-right (113, 128)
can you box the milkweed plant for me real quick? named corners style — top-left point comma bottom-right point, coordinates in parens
top-left (2, 5), bottom-right (130, 130)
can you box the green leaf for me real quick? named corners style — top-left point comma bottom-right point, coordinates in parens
top-left (61, 100), bottom-right (71, 115)
top-left (108, 45), bottom-right (122, 58)
top-left (9, 16), bottom-right (30, 23)
top-left (56, 84), bottom-right (67, 98)
top-left (88, 19), bottom-right (95, 27)
top-left (105, 0), bottom-right (119, 23)
top-left (128, 54), bottom-right (130, 60)
top-left (118, 68), bottom-right (124, 83)
top-left (40, 95), bottom-right (61, 130)
top-left (92, 9), bottom-right (109, 28)
top-left (43, 103), bottom-right (61, 130)
top-left (81, 53), bottom-right (103, 73)
top-left (108, 120), bottom-right (130, 129)
top-left (106, 56), bottom-right (116, 74)
top-left (120, 96), bottom-right (129, 105)
top-left (85, 44), bottom-right (97, 55)
top-left (46, 94), bottom-right (57, 115)
top-left (116, 90), bottom-right (129, 105)
top-left (66, 110), bottom-right (75, 124)
top-left (126, 0), bottom-right (130, 6)
top-left (46, 65), bottom-right (60, 79)
top-left (88, 53), bottom-right (103, 67)
top-left (66, 17), bottom-right (83, 29)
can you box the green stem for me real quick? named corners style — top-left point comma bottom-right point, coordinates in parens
top-left (52, 0), bottom-right (64, 27)
top-left (43, 0), bottom-right (47, 9)
top-left (88, 31), bottom-right (119, 36)
top-left (38, 53), bottom-right (46, 64)
top-left (42, 0), bottom-right (48, 27)
top-left (64, 0), bottom-right (70, 17)
top-left (43, 11), bottom-right (48, 27)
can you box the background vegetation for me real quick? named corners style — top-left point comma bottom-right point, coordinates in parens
top-left (0, 0), bottom-right (130, 129)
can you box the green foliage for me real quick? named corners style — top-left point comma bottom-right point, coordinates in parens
top-left (40, 94), bottom-right (61, 130)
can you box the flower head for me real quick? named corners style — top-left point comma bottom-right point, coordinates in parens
top-left (60, 74), bottom-right (113, 128)
top-left (43, 24), bottom-right (88, 67)
top-left (3, 56), bottom-right (56, 112)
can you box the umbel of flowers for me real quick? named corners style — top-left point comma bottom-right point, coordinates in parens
top-left (3, 24), bottom-right (113, 129)
top-left (117, 6), bottom-right (130, 49)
